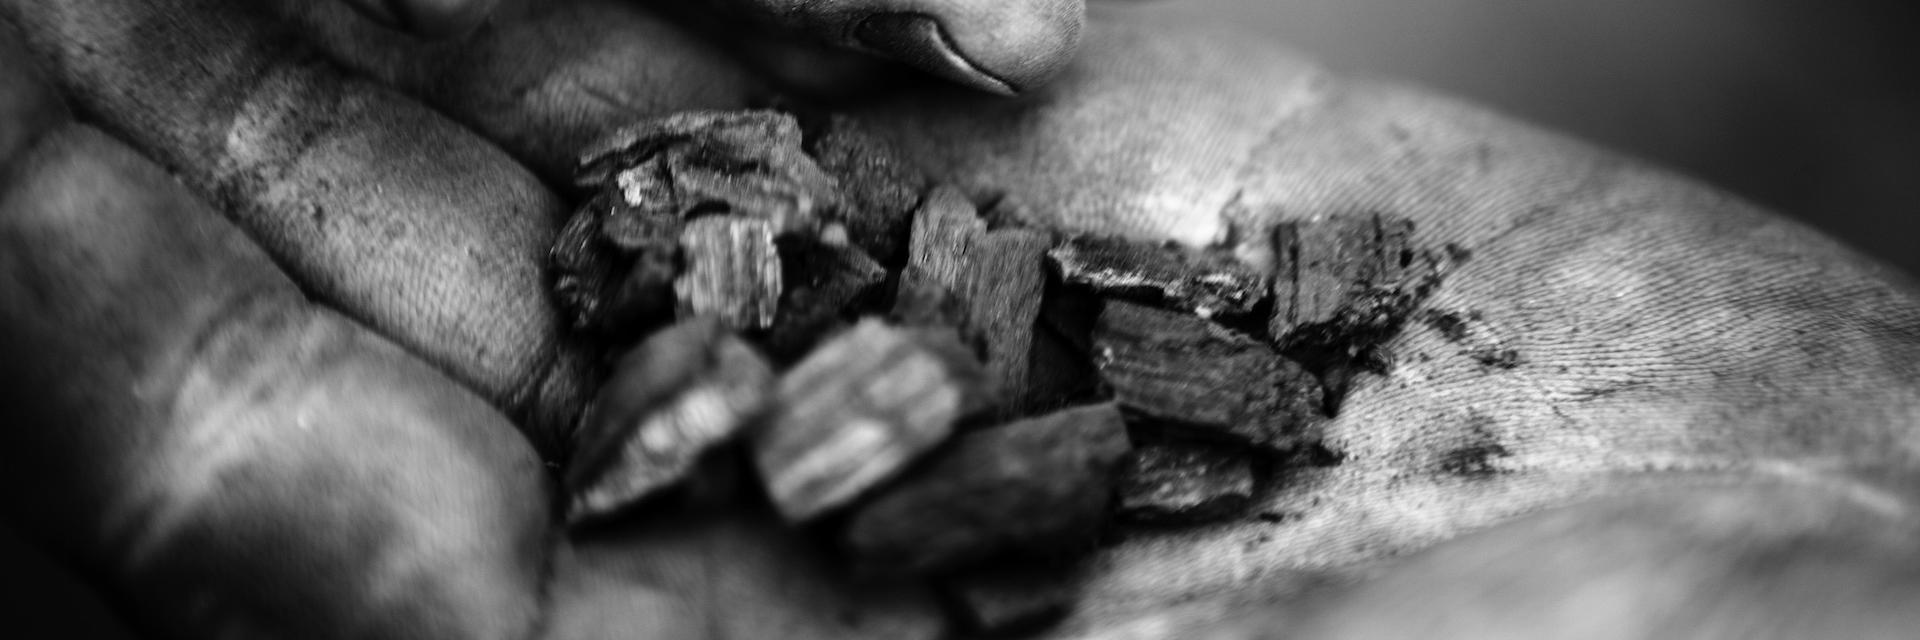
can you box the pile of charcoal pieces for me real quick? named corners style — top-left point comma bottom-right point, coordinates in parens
top-left (550, 109), bottom-right (1449, 635)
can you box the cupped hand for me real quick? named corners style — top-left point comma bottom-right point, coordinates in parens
top-left (844, 6), bottom-right (1920, 636)
top-left (7, 1), bottom-right (1920, 640)
top-left (1, 0), bottom-right (1075, 638)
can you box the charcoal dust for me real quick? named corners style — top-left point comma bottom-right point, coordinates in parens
top-left (1422, 309), bottom-right (1524, 371)
top-left (1436, 413), bottom-right (1512, 478)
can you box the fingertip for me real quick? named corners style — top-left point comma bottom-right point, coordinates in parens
top-left (339, 0), bottom-right (502, 38)
top-left (852, 0), bottom-right (1084, 94)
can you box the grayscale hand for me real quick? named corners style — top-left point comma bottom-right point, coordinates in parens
top-left (4, 1), bottom-right (1919, 639)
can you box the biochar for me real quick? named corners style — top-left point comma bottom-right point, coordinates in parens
top-left (841, 403), bottom-right (1131, 573)
top-left (565, 317), bottom-right (773, 522)
top-left (550, 111), bottom-right (1490, 639)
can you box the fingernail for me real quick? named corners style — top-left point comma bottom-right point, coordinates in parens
top-left (853, 13), bottom-right (1019, 95)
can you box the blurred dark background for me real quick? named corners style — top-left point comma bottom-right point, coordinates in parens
top-left (1167, 0), bottom-right (1920, 277)
top-left (5, 1), bottom-right (1919, 638)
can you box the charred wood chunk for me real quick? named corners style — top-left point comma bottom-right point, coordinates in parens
top-left (897, 185), bottom-right (1051, 413)
top-left (1116, 441), bottom-right (1255, 524)
top-left (575, 110), bottom-right (837, 232)
top-left (1269, 212), bottom-right (1441, 353)
top-left (940, 561), bottom-right (1085, 635)
top-left (550, 191), bottom-right (679, 337)
top-left (676, 216), bottom-right (783, 330)
top-left (566, 317), bottom-right (775, 522)
top-left (762, 237), bottom-right (887, 361)
top-left (557, 110), bottom-right (841, 337)
top-left (755, 319), bottom-right (986, 522)
top-left (965, 229), bottom-right (1052, 412)
top-left (902, 185), bottom-right (986, 299)
top-left (1094, 301), bottom-right (1323, 451)
top-left (842, 403), bottom-right (1131, 574)
top-left (1048, 234), bottom-right (1270, 318)
top-left (889, 265), bottom-right (968, 330)
top-left (803, 114), bottom-right (930, 266)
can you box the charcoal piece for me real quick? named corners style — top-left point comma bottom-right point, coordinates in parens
top-left (964, 229), bottom-right (1052, 411)
top-left (755, 318), bottom-right (986, 522)
top-left (842, 403), bottom-right (1131, 574)
top-left (804, 114), bottom-right (930, 266)
top-left (550, 197), bottom-right (625, 330)
top-left (550, 192), bottom-right (680, 336)
top-left (1094, 301), bottom-right (1323, 451)
top-left (1116, 441), bottom-right (1255, 524)
top-left (1023, 323), bottom-right (1101, 415)
top-left (598, 247), bottom-right (679, 338)
top-left (940, 562), bottom-right (1083, 635)
top-left (676, 215), bottom-right (783, 330)
top-left (558, 110), bottom-right (843, 338)
top-left (1268, 212), bottom-right (1441, 352)
top-left (901, 185), bottom-right (986, 296)
top-left (575, 110), bottom-right (837, 234)
top-left (1048, 234), bottom-right (1270, 318)
top-left (896, 185), bottom-right (1051, 413)
top-left (889, 265), bottom-right (967, 329)
top-left (566, 318), bottom-right (775, 522)
top-left (762, 238), bottom-right (887, 360)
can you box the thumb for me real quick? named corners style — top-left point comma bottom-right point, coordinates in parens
top-left (674, 0), bottom-right (1084, 94)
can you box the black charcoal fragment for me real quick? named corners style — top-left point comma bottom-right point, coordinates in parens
top-left (550, 191), bottom-right (679, 337)
top-left (940, 561), bottom-right (1084, 635)
top-left (676, 215), bottom-right (783, 330)
top-left (896, 185), bottom-right (1051, 414)
top-left (1269, 212), bottom-right (1443, 357)
top-left (566, 317), bottom-right (774, 522)
top-left (1049, 234), bottom-right (1270, 318)
top-left (1116, 441), bottom-right (1256, 524)
top-left (762, 237), bottom-right (888, 360)
top-left (1022, 273), bottom-right (1105, 414)
top-left (804, 114), bottom-right (930, 266)
top-left (1094, 301), bottom-right (1323, 451)
top-left (902, 186), bottom-right (984, 290)
top-left (556, 110), bottom-right (842, 337)
top-left (842, 403), bottom-right (1131, 574)
top-left (575, 110), bottom-right (837, 233)
top-left (754, 318), bottom-right (986, 522)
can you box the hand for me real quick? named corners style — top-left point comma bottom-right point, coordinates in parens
top-left (842, 7), bottom-right (1920, 636)
top-left (7, 2), bottom-right (1920, 640)
top-left (0, 0), bottom-right (1077, 638)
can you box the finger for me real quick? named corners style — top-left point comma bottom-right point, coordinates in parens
top-left (265, 0), bottom-right (771, 184)
top-left (337, 0), bottom-right (500, 37)
top-left (2, 0), bottom-right (599, 452)
top-left (1279, 478), bottom-right (1920, 639)
top-left (0, 31), bottom-right (549, 640)
top-left (665, 0), bottom-right (1084, 94)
